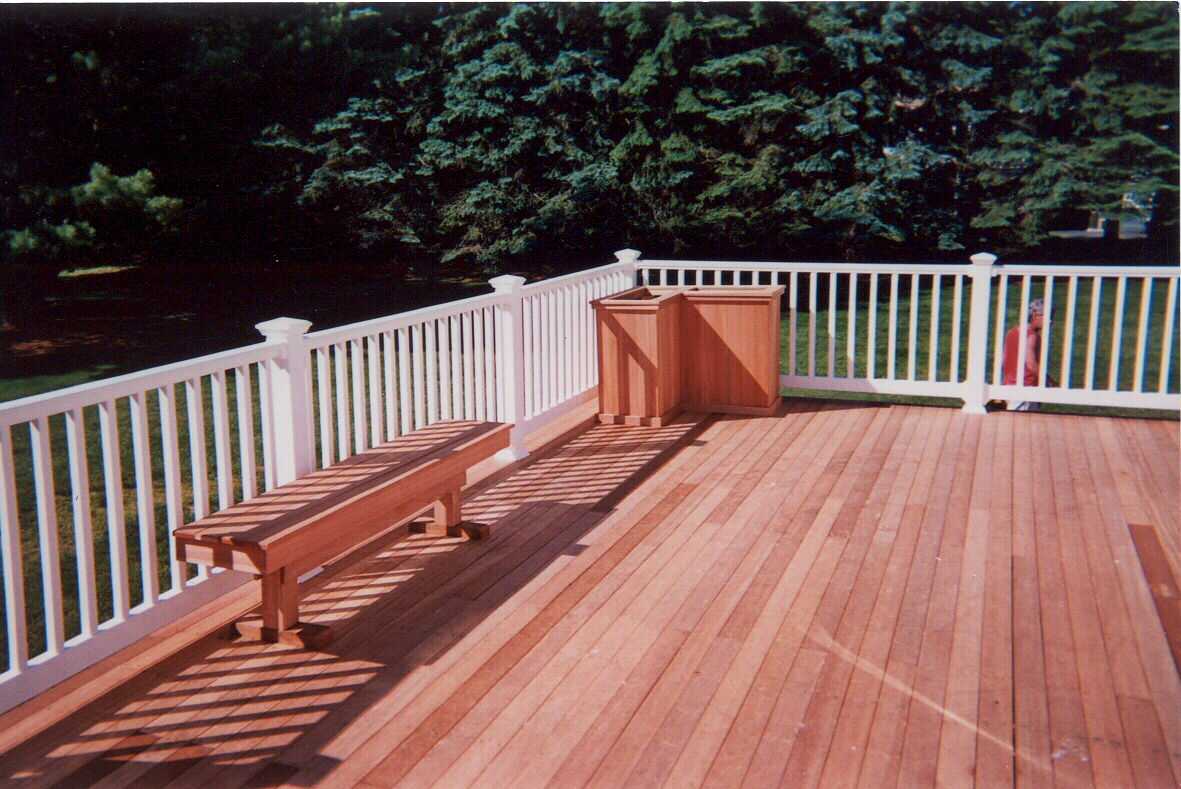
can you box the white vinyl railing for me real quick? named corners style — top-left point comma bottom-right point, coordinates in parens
top-left (519, 260), bottom-right (636, 430)
top-left (639, 253), bottom-right (1180, 412)
top-left (299, 258), bottom-right (635, 472)
top-left (0, 257), bottom-right (635, 712)
top-left (0, 248), bottom-right (1176, 714)
top-left (0, 342), bottom-right (281, 712)
top-left (640, 259), bottom-right (974, 401)
top-left (985, 264), bottom-right (1179, 410)
top-left (302, 294), bottom-right (506, 471)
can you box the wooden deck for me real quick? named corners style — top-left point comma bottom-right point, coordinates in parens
top-left (0, 401), bottom-right (1178, 788)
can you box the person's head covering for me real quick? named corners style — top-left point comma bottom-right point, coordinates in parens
top-left (1028, 298), bottom-right (1045, 319)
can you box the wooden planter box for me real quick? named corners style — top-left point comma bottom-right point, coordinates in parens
top-left (592, 285), bottom-right (784, 425)
top-left (591, 287), bottom-right (683, 426)
top-left (677, 286), bottom-right (784, 415)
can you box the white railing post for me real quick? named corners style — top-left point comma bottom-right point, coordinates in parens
top-left (489, 275), bottom-right (529, 462)
top-left (615, 248), bottom-right (641, 284)
top-left (255, 317), bottom-right (315, 485)
top-left (962, 252), bottom-right (997, 414)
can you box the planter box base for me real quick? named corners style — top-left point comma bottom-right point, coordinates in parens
top-left (598, 405), bottom-right (682, 427)
top-left (691, 396), bottom-right (781, 417)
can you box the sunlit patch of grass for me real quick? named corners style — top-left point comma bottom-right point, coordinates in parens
top-left (58, 265), bottom-right (138, 278)
top-left (0, 366), bottom-right (118, 402)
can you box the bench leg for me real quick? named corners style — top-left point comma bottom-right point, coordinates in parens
top-left (261, 567), bottom-right (300, 634)
top-left (235, 567), bottom-right (334, 649)
top-left (423, 477), bottom-right (487, 539)
top-left (432, 486), bottom-right (461, 533)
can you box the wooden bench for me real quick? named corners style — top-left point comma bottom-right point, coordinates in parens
top-left (174, 420), bottom-right (510, 648)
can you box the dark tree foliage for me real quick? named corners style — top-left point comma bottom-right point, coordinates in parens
top-left (1, 2), bottom-right (1176, 284)
top-left (971, 2), bottom-right (1180, 250)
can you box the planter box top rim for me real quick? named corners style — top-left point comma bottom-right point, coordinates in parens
top-left (593, 284), bottom-right (784, 310)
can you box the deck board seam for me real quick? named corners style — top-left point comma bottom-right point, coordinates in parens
top-left (595, 403), bottom-right (883, 784)
top-left (448, 407), bottom-right (820, 788)
top-left (620, 406), bottom-right (893, 787)
top-left (732, 405), bottom-right (916, 788)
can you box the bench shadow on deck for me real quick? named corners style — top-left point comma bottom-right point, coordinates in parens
top-left (1, 400), bottom-right (1178, 788)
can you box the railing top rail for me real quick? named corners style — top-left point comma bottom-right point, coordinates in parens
top-left (519, 260), bottom-right (632, 295)
top-left (637, 259), bottom-right (972, 275)
top-left (992, 263), bottom-right (1179, 277)
top-left (0, 342), bottom-right (277, 428)
top-left (640, 258), bottom-right (1180, 278)
top-left (302, 291), bottom-right (503, 348)
top-left (305, 260), bottom-right (634, 348)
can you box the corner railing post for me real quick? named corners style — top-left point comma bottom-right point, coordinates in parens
top-left (615, 248), bottom-right (641, 287)
top-left (256, 317), bottom-right (315, 484)
top-left (489, 275), bottom-right (529, 462)
top-left (962, 252), bottom-right (997, 414)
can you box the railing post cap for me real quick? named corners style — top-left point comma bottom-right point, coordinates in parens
top-left (970, 252), bottom-right (998, 267)
top-left (256, 317), bottom-right (313, 341)
top-left (488, 274), bottom-right (527, 293)
top-left (614, 248), bottom-right (642, 264)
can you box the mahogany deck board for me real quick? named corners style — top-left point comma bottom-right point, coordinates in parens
top-left (933, 413), bottom-right (993, 789)
top-left (709, 406), bottom-right (914, 789)
top-left (1, 404), bottom-right (1177, 789)
top-left (788, 406), bottom-right (933, 788)
top-left (895, 414), bottom-right (981, 789)
top-left (706, 407), bottom-right (924, 788)
top-left (975, 415), bottom-right (1015, 789)
top-left (581, 406), bottom-right (885, 788)
top-left (1127, 522), bottom-right (1181, 679)
top-left (625, 406), bottom-right (901, 788)
top-left (1116, 419), bottom-right (1180, 565)
top-left (1047, 416), bottom-right (1136, 788)
top-left (1083, 418), bottom-right (1181, 784)
top-left (812, 408), bottom-right (951, 789)
top-left (549, 406), bottom-right (857, 789)
top-left (1011, 416), bottom-right (1055, 789)
top-left (282, 418), bottom-right (730, 788)
top-left (449, 408), bottom-right (817, 789)
top-left (206, 417), bottom-right (710, 789)
top-left (1031, 415), bottom-right (1096, 789)
top-left (855, 412), bottom-right (969, 788)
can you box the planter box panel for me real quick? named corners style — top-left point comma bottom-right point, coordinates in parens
top-left (594, 288), bottom-right (682, 425)
top-left (680, 293), bottom-right (780, 412)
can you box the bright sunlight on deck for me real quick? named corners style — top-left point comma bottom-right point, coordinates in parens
top-left (0, 401), bottom-right (1178, 788)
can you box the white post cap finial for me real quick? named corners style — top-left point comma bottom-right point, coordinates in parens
top-left (256, 317), bottom-right (313, 341)
top-left (614, 248), bottom-right (641, 265)
top-left (970, 252), bottom-right (997, 267)
top-left (489, 274), bottom-right (527, 293)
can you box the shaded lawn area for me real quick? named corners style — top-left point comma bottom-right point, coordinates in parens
top-left (1, 261), bottom-right (491, 397)
top-left (1, 266), bottom-right (1178, 670)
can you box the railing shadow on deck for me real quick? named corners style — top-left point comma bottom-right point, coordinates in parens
top-left (3, 408), bottom-right (803, 786)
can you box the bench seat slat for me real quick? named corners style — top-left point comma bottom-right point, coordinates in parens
top-left (175, 421), bottom-right (506, 551)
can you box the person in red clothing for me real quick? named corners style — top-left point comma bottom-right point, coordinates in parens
top-left (1002, 298), bottom-right (1055, 411)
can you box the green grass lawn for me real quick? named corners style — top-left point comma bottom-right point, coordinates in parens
top-left (1, 271), bottom-right (1177, 672)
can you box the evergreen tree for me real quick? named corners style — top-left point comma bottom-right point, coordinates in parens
top-left (2, 2), bottom-right (1177, 281)
top-left (970, 2), bottom-right (1179, 250)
